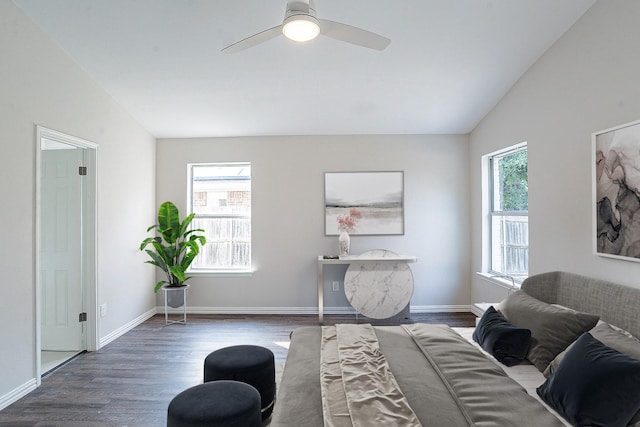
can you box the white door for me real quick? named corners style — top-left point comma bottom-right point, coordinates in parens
top-left (40, 145), bottom-right (84, 351)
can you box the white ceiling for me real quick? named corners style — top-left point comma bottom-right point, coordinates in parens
top-left (13, 0), bottom-right (596, 138)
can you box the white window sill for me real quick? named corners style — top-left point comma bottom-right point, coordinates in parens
top-left (476, 272), bottom-right (521, 291)
top-left (187, 269), bottom-right (254, 277)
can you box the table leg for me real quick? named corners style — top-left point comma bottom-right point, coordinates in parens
top-left (317, 261), bottom-right (324, 324)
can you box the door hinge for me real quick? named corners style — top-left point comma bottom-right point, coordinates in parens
top-left (79, 166), bottom-right (87, 176)
top-left (79, 312), bottom-right (87, 322)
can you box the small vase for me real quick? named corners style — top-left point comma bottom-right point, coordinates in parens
top-left (338, 231), bottom-right (351, 257)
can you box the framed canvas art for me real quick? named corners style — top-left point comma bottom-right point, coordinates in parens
top-left (593, 119), bottom-right (640, 261)
top-left (324, 171), bottom-right (404, 236)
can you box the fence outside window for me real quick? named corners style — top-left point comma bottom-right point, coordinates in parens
top-left (491, 215), bottom-right (528, 281)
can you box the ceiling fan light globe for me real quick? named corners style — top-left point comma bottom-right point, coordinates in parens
top-left (282, 15), bottom-right (320, 42)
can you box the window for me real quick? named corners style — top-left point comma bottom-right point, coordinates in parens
top-left (188, 163), bottom-right (251, 272)
top-left (489, 145), bottom-right (528, 282)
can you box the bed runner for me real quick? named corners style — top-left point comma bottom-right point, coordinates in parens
top-left (400, 324), bottom-right (567, 427)
top-left (320, 324), bottom-right (422, 427)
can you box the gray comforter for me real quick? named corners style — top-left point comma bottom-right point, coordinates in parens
top-left (271, 324), bottom-right (564, 427)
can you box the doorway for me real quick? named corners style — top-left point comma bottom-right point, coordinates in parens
top-left (35, 126), bottom-right (98, 381)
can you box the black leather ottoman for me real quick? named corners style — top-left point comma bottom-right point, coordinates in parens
top-left (167, 380), bottom-right (261, 427)
top-left (204, 345), bottom-right (276, 420)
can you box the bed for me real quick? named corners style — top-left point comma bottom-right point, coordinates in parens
top-left (271, 271), bottom-right (640, 426)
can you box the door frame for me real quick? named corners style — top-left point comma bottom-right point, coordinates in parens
top-left (34, 126), bottom-right (98, 385)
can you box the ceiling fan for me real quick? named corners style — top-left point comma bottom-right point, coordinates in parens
top-left (222, 0), bottom-right (391, 54)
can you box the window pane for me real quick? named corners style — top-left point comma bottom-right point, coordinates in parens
top-left (491, 215), bottom-right (529, 279)
top-left (192, 164), bottom-right (251, 215)
top-left (489, 145), bottom-right (528, 280)
top-left (492, 149), bottom-right (528, 212)
top-left (191, 217), bottom-right (251, 269)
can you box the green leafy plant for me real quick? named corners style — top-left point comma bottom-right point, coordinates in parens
top-left (139, 201), bottom-right (206, 292)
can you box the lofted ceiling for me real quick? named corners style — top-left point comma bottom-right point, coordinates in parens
top-left (13, 0), bottom-right (596, 138)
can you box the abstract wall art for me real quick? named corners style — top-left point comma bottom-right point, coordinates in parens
top-left (594, 119), bottom-right (640, 261)
top-left (324, 171), bottom-right (404, 236)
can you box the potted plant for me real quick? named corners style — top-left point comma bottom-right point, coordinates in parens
top-left (139, 201), bottom-right (206, 308)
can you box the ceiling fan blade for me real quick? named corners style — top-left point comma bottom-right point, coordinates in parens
top-left (319, 19), bottom-right (390, 51)
top-left (222, 25), bottom-right (283, 54)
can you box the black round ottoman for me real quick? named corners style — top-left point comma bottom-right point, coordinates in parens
top-left (204, 345), bottom-right (276, 420)
top-left (167, 380), bottom-right (261, 427)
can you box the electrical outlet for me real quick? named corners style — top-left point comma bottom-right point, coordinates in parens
top-left (100, 304), bottom-right (107, 318)
top-left (332, 281), bottom-right (340, 292)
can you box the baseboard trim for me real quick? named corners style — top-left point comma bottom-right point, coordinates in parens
top-left (410, 305), bottom-right (472, 313)
top-left (99, 308), bottom-right (156, 348)
top-left (158, 305), bottom-right (474, 315)
top-left (159, 306), bottom-right (350, 315)
top-left (470, 302), bottom-right (492, 318)
top-left (0, 378), bottom-right (37, 411)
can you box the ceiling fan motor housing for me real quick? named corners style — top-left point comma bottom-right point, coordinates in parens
top-left (284, 0), bottom-right (317, 19)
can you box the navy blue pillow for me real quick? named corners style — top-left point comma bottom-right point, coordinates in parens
top-left (472, 306), bottom-right (531, 366)
top-left (537, 332), bottom-right (640, 427)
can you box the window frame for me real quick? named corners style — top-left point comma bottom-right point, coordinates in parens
top-left (487, 143), bottom-right (528, 284)
top-left (186, 162), bottom-right (253, 275)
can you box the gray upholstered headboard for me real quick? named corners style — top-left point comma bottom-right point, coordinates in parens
top-left (521, 271), bottom-right (640, 338)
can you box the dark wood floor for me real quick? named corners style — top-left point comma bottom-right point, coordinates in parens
top-left (0, 312), bottom-right (475, 426)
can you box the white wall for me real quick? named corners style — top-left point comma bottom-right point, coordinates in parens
top-left (0, 0), bottom-right (156, 407)
top-left (470, 0), bottom-right (640, 303)
top-left (156, 135), bottom-right (471, 312)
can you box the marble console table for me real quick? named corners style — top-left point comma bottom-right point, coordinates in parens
top-left (316, 251), bottom-right (418, 323)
